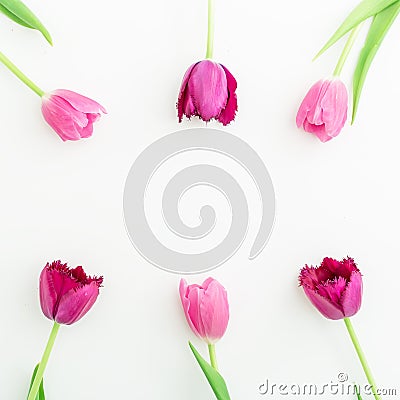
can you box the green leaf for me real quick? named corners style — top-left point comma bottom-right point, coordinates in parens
top-left (28, 364), bottom-right (45, 400)
top-left (0, 0), bottom-right (52, 45)
top-left (315, 0), bottom-right (399, 58)
top-left (188, 342), bottom-right (231, 400)
top-left (352, 1), bottom-right (400, 122)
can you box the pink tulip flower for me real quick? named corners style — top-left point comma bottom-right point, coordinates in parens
top-left (179, 277), bottom-right (229, 343)
top-left (296, 78), bottom-right (348, 142)
top-left (177, 60), bottom-right (237, 126)
top-left (41, 89), bottom-right (107, 141)
top-left (40, 260), bottom-right (103, 325)
top-left (299, 257), bottom-right (362, 320)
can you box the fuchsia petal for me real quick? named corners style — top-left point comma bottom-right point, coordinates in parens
top-left (52, 89), bottom-right (107, 114)
top-left (200, 278), bottom-right (229, 343)
top-left (341, 271), bottom-right (363, 317)
top-left (179, 279), bottom-right (205, 339)
top-left (296, 80), bottom-right (325, 128)
top-left (320, 79), bottom-right (348, 137)
top-left (302, 286), bottom-right (344, 320)
top-left (177, 63), bottom-right (198, 121)
top-left (316, 277), bottom-right (347, 307)
top-left (55, 281), bottom-right (100, 325)
top-left (216, 65), bottom-right (238, 126)
top-left (188, 60), bottom-right (228, 122)
top-left (41, 97), bottom-right (83, 141)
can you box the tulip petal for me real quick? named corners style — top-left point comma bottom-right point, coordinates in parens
top-left (200, 278), bottom-right (229, 343)
top-left (177, 62), bottom-right (198, 122)
top-left (216, 65), bottom-right (238, 126)
top-left (296, 80), bottom-right (325, 128)
top-left (321, 80), bottom-right (348, 137)
top-left (316, 276), bottom-right (347, 307)
top-left (179, 279), bottom-right (206, 339)
top-left (55, 281), bottom-right (99, 325)
top-left (341, 271), bottom-right (363, 317)
top-left (303, 286), bottom-right (344, 320)
top-left (41, 97), bottom-right (85, 141)
top-left (188, 60), bottom-right (228, 122)
top-left (52, 89), bottom-right (107, 114)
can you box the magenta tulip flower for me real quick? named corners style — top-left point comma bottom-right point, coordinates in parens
top-left (179, 277), bottom-right (229, 344)
top-left (299, 257), bottom-right (362, 320)
top-left (296, 78), bottom-right (348, 142)
top-left (28, 260), bottom-right (103, 400)
top-left (40, 260), bottom-right (103, 325)
top-left (41, 90), bottom-right (107, 141)
top-left (177, 60), bottom-right (238, 126)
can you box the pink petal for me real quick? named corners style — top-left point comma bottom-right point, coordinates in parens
top-left (341, 271), bottom-right (363, 317)
top-left (177, 63), bottom-right (198, 121)
top-left (179, 279), bottom-right (205, 339)
top-left (302, 285), bottom-right (344, 320)
top-left (296, 80), bottom-right (325, 128)
top-left (316, 277), bottom-right (347, 307)
top-left (52, 89), bottom-right (107, 114)
top-left (216, 64), bottom-right (238, 126)
top-left (55, 281), bottom-right (99, 325)
top-left (200, 278), bottom-right (229, 343)
top-left (320, 79), bottom-right (348, 137)
top-left (188, 60), bottom-right (228, 122)
top-left (41, 97), bottom-right (85, 141)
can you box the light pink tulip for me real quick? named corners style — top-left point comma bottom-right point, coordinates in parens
top-left (299, 257), bottom-right (362, 320)
top-left (40, 260), bottom-right (103, 325)
top-left (296, 79), bottom-right (348, 142)
top-left (177, 60), bottom-right (237, 126)
top-left (179, 277), bottom-right (229, 343)
top-left (41, 89), bottom-right (107, 141)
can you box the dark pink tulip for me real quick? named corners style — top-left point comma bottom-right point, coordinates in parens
top-left (40, 260), bottom-right (103, 325)
top-left (179, 277), bottom-right (229, 343)
top-left (41, 89), bottom-right (107, 141)
top-left (177, 60), bottom-right (237, 126)
top-left (296, 78), bottom-right (348, 142)
top-left (299, 257), bottom-right (362, 320)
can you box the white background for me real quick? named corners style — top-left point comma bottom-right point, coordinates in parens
top-left (0, 0), bottom-right (399, 399)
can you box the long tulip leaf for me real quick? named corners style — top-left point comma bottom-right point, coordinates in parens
top-left (0, 0), bottom-right (52, 45)
top-left (189, 342), bottom-right (231, 400)
top-left (352, 1), bottom-right (400, 122)
top-left (28, 364), bottom-right (45, 400)
top-left (316, 0), bottom-right (399, 58)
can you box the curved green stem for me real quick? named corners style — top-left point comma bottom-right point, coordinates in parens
top-left (344, 318), bottom-right (381, 400)
top-left (205, 0), bottom-right (215, 59)
top-left (27, 322), bottom-right (60, 400)
top-left (333, 23), bottom-right (363, 77)
top-left (0, 51), bottom-right (44, 97)
top-left (208, 343), bottom-right (218, 371)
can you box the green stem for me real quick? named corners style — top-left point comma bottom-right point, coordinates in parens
top-left (333, 23), bottom-right (363, 77)
top-left (208, 343), bottom-right (218, 371)
top-left (344, 318), bottom-right (381, 400)
top-left (0, 51), bottom-right (44, 97)
top-left (205, 0), bottom-right (215, 59)
top-left (27, 322), bottom-right (60, 400)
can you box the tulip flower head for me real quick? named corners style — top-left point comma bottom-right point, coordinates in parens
top-left (40, 260), bottom-right (103, 325)
top-left (299, 257), bottom-right (362, 320)
top-left (296, 78), bottom-right (348, 142)
top-left (179, 277), bottom-right (229, 343)
top-left (177, 60), bottom-right (238, 126)
top-left (41, 89), bottom-right (107, 141)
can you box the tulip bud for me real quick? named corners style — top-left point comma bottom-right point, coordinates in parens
top-left (179, 277), bottom-right (229, 343)
top-left (296, 78), bottom-right (348, 142)
top-left (299, 257), bottom-right (362, 320)
top-left (177, 60), bottom-right (238, 126)
top-left (40, 260), bottom-right (103, 325)
top-left (41, 89), bottom-right (107, 141)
